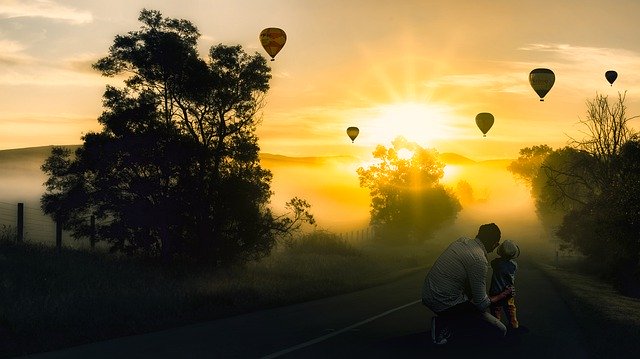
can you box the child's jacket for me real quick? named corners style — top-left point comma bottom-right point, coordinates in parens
top-left (489, 258), bottom-right (517, 296)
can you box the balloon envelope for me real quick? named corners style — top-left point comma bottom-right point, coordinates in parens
top-left (346, 127), bottom-right (359, 142)
top-left (475, 113), bottom-right (494, 137)
top-left (605, 70), bottom-right (618, 85)
top-left (259, 28), bottom-right (286, 61)
top-left (529, 68), bottom-right (555, 101)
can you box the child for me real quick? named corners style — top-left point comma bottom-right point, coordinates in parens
top-left (489, 239), bottom-right (520, 329)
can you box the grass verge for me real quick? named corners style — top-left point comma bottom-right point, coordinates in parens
top-left (0, 231), bottom-right (438, 358)
top-left (536, 260), bottom-right (640, 358)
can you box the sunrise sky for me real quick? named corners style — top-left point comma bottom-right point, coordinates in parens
top-left (2, 0), bottom-right (640, 160)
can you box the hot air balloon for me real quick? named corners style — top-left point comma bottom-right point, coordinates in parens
top-left (605, 70), bottom-right (618, 86)
top-left (475, 113), bottom-right (494, 137)
top-left (259, 28), bottom-right (286, 61)
top-left (346, 127), bottom-right (359, 143)
top-left (529, 68), bottom-right (555, 101)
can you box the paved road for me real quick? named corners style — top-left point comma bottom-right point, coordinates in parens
top-left (25, 257), bottom-right (590, 358)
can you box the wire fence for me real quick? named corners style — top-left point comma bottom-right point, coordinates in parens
top-left (0, 200), bottom-right (92, 249)
top-left (338, 226), bottom-right (375, 243)
top-left (1, 200), bottom-right (378, 250)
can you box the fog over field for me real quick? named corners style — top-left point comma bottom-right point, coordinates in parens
top-left (0, 146), bottom-right (547, 249)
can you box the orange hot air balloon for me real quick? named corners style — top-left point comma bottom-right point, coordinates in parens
top-left (346, 127), bottom-right (359, 143)
top-left (259, 28), bottom-right (286, 61)
top-left (529, 68), bottom-right (555, 101)
top-left (475, 112), bottom-right (494, 137)
top-left (605, 70), bottom-right (618, 86)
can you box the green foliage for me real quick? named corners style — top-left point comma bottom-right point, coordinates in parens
top-left (0, 231), bottom-right (436, 356)
top-left (515, 93), bottom-right (640, 295)
top-left (285, 230), bottom-right (359, 256)
top-left (507, 144), bottom-right (553, 184)
top-left (357, 136), bottom-right (461, 243)
top-left (40, 9), bottom-right (313, 265)
top-left (0, 225), bottom-right (16, 243)
top-left (556, 138), bottom-right (640, 294)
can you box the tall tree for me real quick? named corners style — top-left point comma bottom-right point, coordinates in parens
top-left (512, 92), bottom-right (640, 295)
top-left (357, 137), bottom-right (461, 243)
top-left (507, 145), bottom-right (553, 185)
top-left (42, 9), bottom-right (313, 264)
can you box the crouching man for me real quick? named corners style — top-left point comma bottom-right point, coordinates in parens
top-left (422, 223), bottom-right (514, 345)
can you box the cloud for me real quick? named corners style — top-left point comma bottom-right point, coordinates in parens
top-left (519, 43), bottom-right (640, 69)
top-left (423, 44), bottom-right (640, 96)
top-left (0, 65), bottom-right (110, 87)
top-left (62, 53), bottom-right (101, 74)
top-left (423, 72), bottom-right (529, 95)
top-left (427, 74), bottom-right (505, 88)
top-left (0, 56), bottom-right (114, 87)
top-left (0, 0), bottom-right (92, 24)
top-left (518, 43), bottom-right (640, 90)
top-left (0, 39), bottom-right (112, 87)
top-left (0, 38), bottom-right (35, 65)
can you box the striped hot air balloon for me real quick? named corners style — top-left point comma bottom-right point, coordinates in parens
top-left (529, 68), bottom-right (555, 101)
top-left (259, 28), bottom-right (287, 61)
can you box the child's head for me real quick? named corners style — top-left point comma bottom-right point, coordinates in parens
top-left (497, 240), bottom-right (520, 259)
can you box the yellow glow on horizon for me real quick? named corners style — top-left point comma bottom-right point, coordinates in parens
top-left (359, 101), bottom-right (455, 148)
top-left (442, 165), bottom-right (461, 183)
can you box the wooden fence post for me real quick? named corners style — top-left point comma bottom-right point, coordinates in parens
top-left (17, 202), bottom-right (24, 242)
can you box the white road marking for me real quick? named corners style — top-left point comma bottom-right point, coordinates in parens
top-left (260, 300), bottom-right (422, 359)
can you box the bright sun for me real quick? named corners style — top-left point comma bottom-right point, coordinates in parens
top-left (361, 101), bottom-right (454, 147)
top-left (396, 148), bottom-right (414, 160)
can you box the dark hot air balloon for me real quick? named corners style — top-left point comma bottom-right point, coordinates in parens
top-left (346, 127), bottom-right (359, 143)
top-left (475, 113), bottom-right (494, 137)
top-left (605, 70), bottom-right (618, 86)
top-left (259, 28), bottom-right (287, 61)
top-left (529, 68), bottom-right (555, 101)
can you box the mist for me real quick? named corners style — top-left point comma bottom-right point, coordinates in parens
top-left (265, 153), bottom-right (549, 251)
top-left (0, 147), bottom-right (551, 255)
top-left (0, 152), bottom-right (47, 206)
top-left (434, 160), bottom-right (552, 256)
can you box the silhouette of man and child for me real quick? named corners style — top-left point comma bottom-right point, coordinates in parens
top-left (422, 223), bottom-right (527, 346)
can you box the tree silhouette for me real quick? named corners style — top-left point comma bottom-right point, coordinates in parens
top-left (511, 93), bottom-right (640, 295)
top-left (357, 137), bottom-right (461, 243)
top-left (41, 9), bottom-right (314, 264)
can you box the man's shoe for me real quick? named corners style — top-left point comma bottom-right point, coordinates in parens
top-left (431, 316), bottom-right (452, 345)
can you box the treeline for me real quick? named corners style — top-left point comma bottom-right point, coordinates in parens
top-left (509, 93), bottom-right (640, 297)
top-left (41, 9), bottom-right (314, 265)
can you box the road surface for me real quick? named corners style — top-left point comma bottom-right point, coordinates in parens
top-left (25, 257), bottom-right (590, 358)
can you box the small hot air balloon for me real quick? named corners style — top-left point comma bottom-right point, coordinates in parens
top-left (259, 28), bottom-right (286, 61)
top-left (346, 127), bottom-right (359, 143)
top-left (605, 70), bottom-right (618, 86)
top-left (475, 112), bottom-right (494, 137)
top-left (529, 68), bottom-right (555, 101)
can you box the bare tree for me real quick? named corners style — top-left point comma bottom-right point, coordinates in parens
top-left (568, 92), bottom-right (638, 186)
top-left (540, 92), bottom-right (638, 206)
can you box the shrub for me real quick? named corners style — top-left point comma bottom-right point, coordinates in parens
top-left (0, 225), bottom-right (17, 244)
top-left (287, 230), bottom-right (360, 256)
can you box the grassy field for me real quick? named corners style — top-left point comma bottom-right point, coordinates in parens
top-left (535, 254), bottom-right (640, 358)
top-left (0, 230), bottom-right (439, 358)
top-left (4, 222), bottom-right (639, 358)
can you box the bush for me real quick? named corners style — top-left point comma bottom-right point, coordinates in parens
top-left (0, 225), bottom-right (17, 244)
top-left (286, 230), bottom-right (360, 256)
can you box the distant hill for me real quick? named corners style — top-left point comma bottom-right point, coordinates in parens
top-left (0, 145), bottom-right (80, 164)
top-left (438, 152), bottom-right (476, 165)
top-left (259, 153), bottom-right (359, 167)
top-left (0, 146), bottom-right (513, 169)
